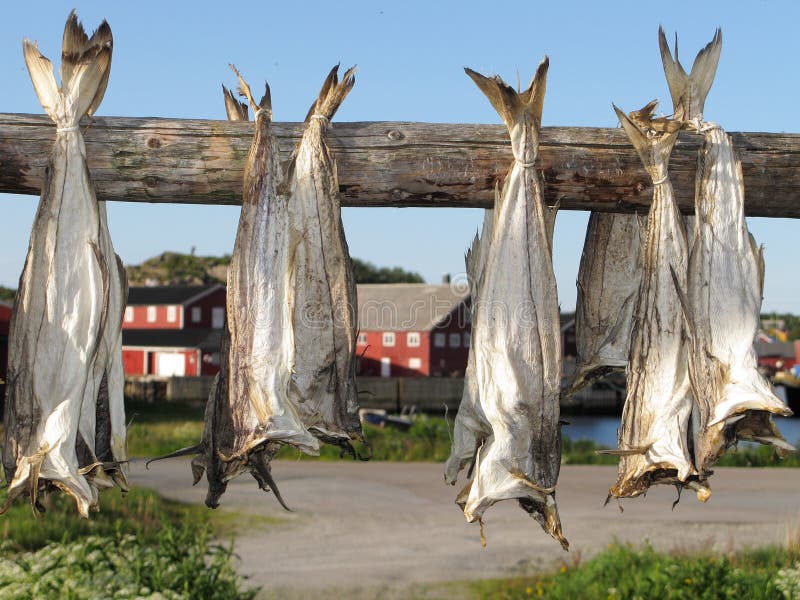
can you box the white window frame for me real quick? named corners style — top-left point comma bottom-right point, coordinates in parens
top-left (167, 305), bottom-right (177, 323)
top-left (408, 357), bottom-right (422, 369)
top-left (124, 306), bottom-right (133, 323)
top-left (406, 332), bottom-right (420, 347)
top-left (449, 333), bottom-right (461, 348)
top-left (382, 332), bottom-right (395, 347)
top-left (192, 307), bottom-right (202, 323)
top-left (146, 306), bottom-right (156, 323)
top-left (434, 333), bottom-right (446, 348)
top-left (357, 333), bottom-right (368, 345)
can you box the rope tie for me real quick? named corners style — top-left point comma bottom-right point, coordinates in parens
top-left (56, 125), bottom-right (80, 133)
top-left (651, 174), bottom-right (669, 185)
top-left (253, 108), bottom-right (268, 119)
top-left (310, 114), bottom-right (330, 124)
top-left (514, 157), bottom-right (536, 168)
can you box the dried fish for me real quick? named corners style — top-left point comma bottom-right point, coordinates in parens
top-left (150, 68), bottom-right (319, 508)
top-left (2, 12), bottom-right (127, 517)
top-left (444, 209), bottom-right (493, 485)
top-left (660, 27), bottom-right (791, 483)
top-left (458, 60), bottom-right (567, 549)
top-left (606, 101), bottom-right (705, 501)
top-left (566, 212), bottom-right (643, 397)
top-left (286, 65), bottom-right (365, 453)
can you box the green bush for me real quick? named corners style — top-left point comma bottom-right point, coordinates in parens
top-left (0, 529), bottom-right (255, 599)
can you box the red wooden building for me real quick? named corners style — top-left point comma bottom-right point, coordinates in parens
top-left (755, 341), bottom-right (798, 374)
top-left (122, 284), bottom-right (226, 377)
top-left (355, 283), bottom-right (471, 377)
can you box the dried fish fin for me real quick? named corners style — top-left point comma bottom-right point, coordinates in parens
top-left (222, 84), bottom-right (249, 121)
top-left (304, 64), bottom-right (356, 122)
top-left (659, 26), bottom-right (722, 121)
top-left (228, 64), bottom-right (270, 117)
top-left (22, 42), bottom-right (60, 119)
top-left (60, 12), bottom-right (113, 118)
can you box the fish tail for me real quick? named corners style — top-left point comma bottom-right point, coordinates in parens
top-left (228, 64), bottom-right (271, 120)
top-left (222, 84), bottom-right (249, 121)
top-left (658, 26), bottom-right (722, 121)
top-left (26, 12), bottom-right (113, 125)
top-left (305, 63), bottom-right (356, 122)
top-left (464, 57), bottom-right (549, 131)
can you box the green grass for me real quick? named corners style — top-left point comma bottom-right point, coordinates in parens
top-left (125, 399), bottom-right (800, 467)
top-left (438, 542), bottom-right (800, 599)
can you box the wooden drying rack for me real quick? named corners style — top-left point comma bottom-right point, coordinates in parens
top-left (0, 113), bottom-right (798, 218)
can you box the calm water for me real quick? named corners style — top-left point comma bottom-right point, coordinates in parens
top-left (562, 415), bottom-right (800, 447)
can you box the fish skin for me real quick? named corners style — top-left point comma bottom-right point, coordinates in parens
top-left (460, 59), bottom-right (567, 550)
top-left (686, 126), bottom-right (792, 476)
top-left (565, 212), bottom-right (643, 397)
top-left (608, 101), bottom-right (703, 500)
top-left (286, 65), bottom-right (364, 450)
top-left (444, 209), bottom-right (493, 485)
top-left (2, 13), bottom-right (124, 517)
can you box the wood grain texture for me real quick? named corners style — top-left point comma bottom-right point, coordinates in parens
top-left (0, 113), bottom-right (797, 217)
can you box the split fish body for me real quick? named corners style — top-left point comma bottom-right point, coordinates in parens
top-left (609, 102), bottom-right (702, 500)
top-left (686, 127), bottom-right (792, 474)
top-left (567, 212), bottom-right (643, 397)
top-left (459, 60), bottom-right (567, 550)
top-left (191, 72), bottom-right (317, 508)
top-left (287, 66), bottom-right (364, 451)
top-left (444, 209), bottom-right (493, 484)
top-left (2, 13), bottom-right (125, 516)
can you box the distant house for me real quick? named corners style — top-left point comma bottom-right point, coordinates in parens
top-left (0, 300), bottom-right (11, 396)
top-left (122, 284), bottom-right (226, 377)
top-left (755, 341), bottom-right (797, 374)
top-left (356, 283), bottom-right (470, 377)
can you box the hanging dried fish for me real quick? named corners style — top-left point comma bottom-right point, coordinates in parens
top-left (605, 101), bottom-right (707, 501)
top-left (148, 68), bottom-right (318, 509)
top-left (2, 12), bottom-right (127, 517)
top-left (444, 209), bottom-right (493, 485)
top-left (658, 28), bottom-right (793, 477)
top-left (565, 212), bottom-right (643, 397)
top-left (285, 65), bottom-right (365, 454)
top-left (457, 59), bottom-right (567, 549)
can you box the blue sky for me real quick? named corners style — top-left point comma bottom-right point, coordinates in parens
top-left (0, 1), bottom-right (797, 312)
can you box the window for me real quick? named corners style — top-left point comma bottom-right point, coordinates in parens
top-left (463, 332), bottom-right (471, 347)
top-left (212, 307), bottom-right (225, 329)
top-left (357, 333), bottom-right (368, 345)
top-left (192, 307), bottom-right (202, 323)
top-left (382, 332), bottom-right (395, 347)
top-left (434, 333), bottom-right (446, 348)
top-left (408, 358), bottom-right (422, 370)
top-left (146, 306), bottom-right (156, 322)
top-left (407, 332), bottom-right (420, 347)
top-left (449, 333), bottom-right (461, 348)
top-left (124, 307), bottom-right (133, 323)
top-left (167, 305), bottom-right (177, 323)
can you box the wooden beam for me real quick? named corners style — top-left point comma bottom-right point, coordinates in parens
top-left (0, 112), bottom-right (797, 218)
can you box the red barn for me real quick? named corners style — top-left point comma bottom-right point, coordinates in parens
top-left (122, 284), bottom-right (226, 376)
top-left (0, 300), bottom-right (11, 398)
top-left (755, 341), bottom-right (797, 374)
top-left (355, 284), bottom-right (471, 377)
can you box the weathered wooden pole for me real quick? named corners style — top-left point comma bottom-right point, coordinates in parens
top-left (0, 113), bottom-right (797, 217)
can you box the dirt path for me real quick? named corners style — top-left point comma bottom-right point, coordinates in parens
top-left (131, 460), bottom-right (800, 598)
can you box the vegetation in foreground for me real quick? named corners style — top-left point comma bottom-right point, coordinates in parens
top-left (0, 487), bottom-right (258, 599)
top-left (433, 541), bottom-right (800, 599)
top-left (126, 400), bottom-right (800, 468)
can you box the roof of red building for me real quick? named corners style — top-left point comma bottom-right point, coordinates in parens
top-left (122, 328), bottom-right (222, 351)
top-left (356, 283), bottom-right (468, 332)
top-left (126, 284), bottom-right (223, 306)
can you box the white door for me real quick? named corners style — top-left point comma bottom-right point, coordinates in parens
top-left (380, 357), bottom-right (391, 378)
top-left (156, 352), bottom-right (185, 377)
top-left (212, 307), bottom-right (225, 329)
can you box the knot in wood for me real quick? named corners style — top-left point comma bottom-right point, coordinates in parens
top-left (387, 129), bottom-right (404, 141)
top-left (146, 137), bottom-right (162, 150)
top-left (635, 181), bottom-right (646, 193)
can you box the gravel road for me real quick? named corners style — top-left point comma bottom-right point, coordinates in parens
top-left (132, 460), bottom-right (800, 598)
